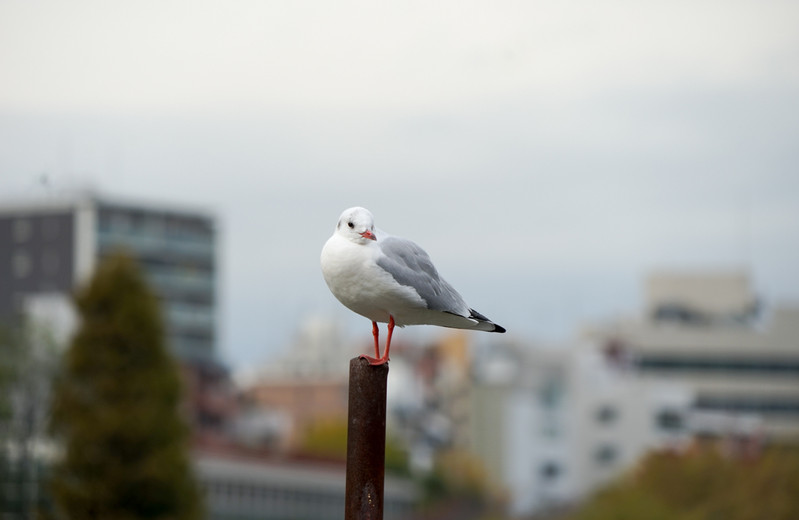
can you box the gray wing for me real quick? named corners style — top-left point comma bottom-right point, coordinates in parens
top-left (376, 236), bottom-right (470, 315)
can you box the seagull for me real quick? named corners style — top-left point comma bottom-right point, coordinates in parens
top-left (321, 207), bottom-right (505, 366)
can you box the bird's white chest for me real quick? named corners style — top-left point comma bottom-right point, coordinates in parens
top-left (321, 236), bottom-right (382, 304)
top-left (320, 235), bottom-right (422, 322)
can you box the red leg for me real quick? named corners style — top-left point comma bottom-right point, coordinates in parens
top-left (372, 321), bottom-right (380, 358)
top-left (359, 316), bottom-right (394, 366)
top-left (381, 315), bottom-right (395, 363)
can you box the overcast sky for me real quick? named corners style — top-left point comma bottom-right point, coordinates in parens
top-left (1, 1), bottom-right (798, 369)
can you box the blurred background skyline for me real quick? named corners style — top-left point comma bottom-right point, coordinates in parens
top-left (2, 0), bottom-right (798, 370)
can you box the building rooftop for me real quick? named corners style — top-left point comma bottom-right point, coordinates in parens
top-left (646, 271), bottom-right (757, 322)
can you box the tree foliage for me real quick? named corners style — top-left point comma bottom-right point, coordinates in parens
top-left (0, 324), bottom-right (24, 435)
top-left (0, 324), bottom-right (26, 515)
top-left (418, 448), bottom-right (497, 507)
top-left (49, 252), bottom-right (203, 520)
top-left (565, 444), bottom-right (799, 520)
top-left (299, 417), bottom-right (410, 475)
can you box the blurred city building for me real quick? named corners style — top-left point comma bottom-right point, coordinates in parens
top-left (238, 378), bottom-right (348, 452)
top-left (0, 192), bottom-right (218, 363)
top-left (195, 451), bottom-right (416, 520)
top-left (386, 332), bottom-right (475, 473)
top-left (0, 192), bottom-right (234, 439)
top-left (236, 315), bottom-right (357, 383)
top-left (238, 320), bottom-right (480, 471)
top-left (233, 316), bottom-right (357, 451)
top-left (583, 271), bottom-right (799, 441)
top-left (222, 317), bottom-right (425, 520)
top-left (1, 192), bottom-right (242, 520)
top-left (470, 339), bottom-right (692, 517)
top-left (238, 320), bottom-right (695, 519)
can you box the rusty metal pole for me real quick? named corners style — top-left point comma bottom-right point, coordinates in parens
top-left (345, 357), bottom-right (389, 520)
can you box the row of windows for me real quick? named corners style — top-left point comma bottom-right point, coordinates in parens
top-left (696, 397), bottom-right (799, 416)
top-left (158, 291), bottom-right (214, 307)
top-left (537, 443), bottom-right (620, 483)
top-left (652, 303), bottom-right (756, 325)
top-left (144, 268), bottom-right (215, 295)
top-left (202, 479), bottom-right (344, 507)
top-left (637, 356), bottom-right (799, 375)
top-left (137, 252), bottom-right (214, 272)
top-left (541, 406), bottom-right (685, 441)
top-left (200, 479), bottom-right (413, 516)
top-left (10, 216), bottom-right (65, 243)
top-left (592, 405), bottom-right (685, 432)
top-left (98, 208), bottom-right (213, 241)
top-left (9, 249), bottom-right (63, 279)
top-left (170, 336), bottom-right (215, 362)
top-left (165, 302), bottom-right (215, 329)
top-left (97, 230), bottom-right (213, 261)
top-left (8, 209), bottom-right (212, 244)
top-left (168, 327), bottom-right (214, 344)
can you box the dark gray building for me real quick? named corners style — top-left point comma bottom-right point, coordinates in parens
top-left (0, 193), bottom-right (217, 362)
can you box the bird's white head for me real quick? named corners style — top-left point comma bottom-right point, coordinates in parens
top-left (336, 207), bottom-right (377, 243)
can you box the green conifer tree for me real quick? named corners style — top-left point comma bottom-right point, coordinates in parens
top-left (49, 252), bottom-right (203, 520)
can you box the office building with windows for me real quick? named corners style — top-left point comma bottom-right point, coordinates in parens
top-left (583, 271), bottom-right (799, 441)
top-left (470, 340), bottom-right (692, 517)
top-left (0, 192), bottom-right (217, 362)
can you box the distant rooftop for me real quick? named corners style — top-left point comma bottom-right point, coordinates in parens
top-left (646, 271), bottom-right (757, 322)
top-left (0, 189), bottom-right (215, 220)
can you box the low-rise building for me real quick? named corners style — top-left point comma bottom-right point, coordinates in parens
top-left (470, 340), bottom-right (692, 517)
top-left (583, 271), bottom-right (799, 441)
top-left (196, 450), bottom-right (416, 520)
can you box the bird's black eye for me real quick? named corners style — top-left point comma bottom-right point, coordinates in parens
top-left (348, 221), bottom-right (354, 229)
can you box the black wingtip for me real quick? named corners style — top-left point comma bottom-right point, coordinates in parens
top-left (469, 309), bottom-right (506, 333)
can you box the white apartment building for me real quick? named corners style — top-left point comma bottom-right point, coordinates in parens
top-left (470, 340), bottom-right (691, 517)
top-left (583, 271), bottom-right (799, 440)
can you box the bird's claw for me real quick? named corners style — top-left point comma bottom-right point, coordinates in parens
top-left (358, 354), bottom-right (389, 366)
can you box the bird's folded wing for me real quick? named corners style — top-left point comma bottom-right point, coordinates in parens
top-left (376, 236), bottom-right (470, 316)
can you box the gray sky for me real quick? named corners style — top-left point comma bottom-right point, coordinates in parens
top-left (1, 1), bottom-right (798, 369)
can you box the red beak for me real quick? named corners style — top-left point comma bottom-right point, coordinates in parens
top-left (360, 230), bottom-right (377, 241)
